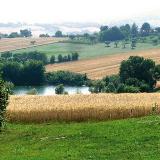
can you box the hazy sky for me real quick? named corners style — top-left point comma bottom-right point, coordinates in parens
top-left (1, 0), bottom-right (160, 24)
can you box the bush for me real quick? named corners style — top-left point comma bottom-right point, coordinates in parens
top-left (89, 80), bottom-right (105, 93)
top-left (55, 84), bottom-right (64, 94)
top-left (0, 77), bottom-right (9, 131)
top-left (46, 71), bottom-right (88, 86)
top-left (26, 88), bottom-right (38, 95)
top-left (123, 85), bottom-right (140, 93)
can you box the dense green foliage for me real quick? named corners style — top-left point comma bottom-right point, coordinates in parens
top-left (120, 56), bottom-right (156, 91)
top-left (1, 51), bottom-right (79, 64)
top-left (0, 51), bottom-right (48, 64)
top-left (90, 56), bottom-right (160, 93)
top-left (0, 76), bottom-right (9, 130)
top-left (100, 26), bottom-right (125, 42)
top-left (46, 71), bottom-right (88, 86)
top-left (1, 116), bottom-right (160, 159)
top-left (1, 61), bottom-right (45, 85)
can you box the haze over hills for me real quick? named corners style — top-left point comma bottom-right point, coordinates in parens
top-left (0, 15), bottom-right (160, 36)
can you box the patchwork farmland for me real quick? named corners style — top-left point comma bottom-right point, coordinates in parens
top-left (0, 37), bottom-right (66, 52)
top-left (46, 48), bottom-right (160, 79)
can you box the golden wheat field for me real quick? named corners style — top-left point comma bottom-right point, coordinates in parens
top-left (0, 37), bottom-right (66, 52)
top-left (7, 93), bottom-right (160, 123)
top-left (46, 48), bottom-right (160, 79)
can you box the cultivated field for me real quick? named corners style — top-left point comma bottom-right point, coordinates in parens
top-left (46, 48), bottom-right (160, 79)
top-left (0, 37), bottom-right (66, 52)
top-left (7, 93), bottom-right (160, 122)
top-left (13, 42), bottom-right (160, 59)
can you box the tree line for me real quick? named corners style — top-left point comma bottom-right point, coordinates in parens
top-left (0, 51), bottom-right (79, 64)
top-left (0, 29), bottom-right (32, 39)
top-left (0, 59), bottom-right (87, 86)
top-left (66, 22), bottom-right (160, 46)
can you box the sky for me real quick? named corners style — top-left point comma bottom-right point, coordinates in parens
top-left (1, 0), bottom-right (160, 24)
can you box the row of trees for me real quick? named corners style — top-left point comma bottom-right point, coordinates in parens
top-left (1, 29), bottom-right (32, 38)
top-left (90, 56), bottom-right (160, 93)
top-left (66, 22), bottom-right (160, 45)
top-left (1, 51), bottom-right (48, 64)
top-left (50, 52), bottom-right (79, 63)
top-left (0, 60), bottom-right (88, 86)
top-left (0, 51), bottom-right (79, 65)
top-left (99, 23), bottom-right (155, 42)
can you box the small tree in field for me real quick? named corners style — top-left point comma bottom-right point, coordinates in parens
top-left (105, 41), bottom-right (110, 47)
top-left (114, 41), bottom-right (119, 48)
top-left (0, 77), bottom-right (9, 131)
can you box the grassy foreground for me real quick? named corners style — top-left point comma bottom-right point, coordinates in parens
top-left (1, 116), bottom-right (160, 159)
top-left (13, 42), bottom-right (160, 59)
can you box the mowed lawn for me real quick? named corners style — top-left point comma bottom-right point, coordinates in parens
top-left (1, 116), bottom-right (160, 159)
top-left (13, 42), bottom-right (160, 60)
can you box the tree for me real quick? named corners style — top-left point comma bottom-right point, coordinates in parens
top-left (22, 61), bottom-right (45, 85)
top-left (55, 84), bottom-right (64, 94)
top-left (119, 56), bottom-right (156, 90)
top-left (71, 52), bottom-right (79, 61)
top-left (100, 26), bottom-right (109, 32)
top-left (131, 39), bottom-right (136, 49)
top-left (20, 29), bottom-right (32, 37)
top-left (89, 35), bottom-right (97, 44)
top-left (8, 32), bottom-right (20, 38)
top-left (120, 24), bottom-right (131, 38)
top-left (105, 41), bottom-right (110, 47)
top-left (114, 41), bottom-right (119, 48)
top-left (67, 54), bottom-right (71, 61)
top-left (141, 22), bottom-right (151, 36)
top-left (55, 31), bottom-right (63, 37)
top-left (50, 55), bottom-right (55, 64)
top-left (58, 54), bottom-right (63, 62)
top-left (122, 40), bottom-right (127, 48)
top-left (131, 23), bottom-right (138, 38)
top-left (100, 26), bottom-right (124, 42)
top-left (154, 65), bottom-right (160, 80)
top-left (1, 62), bottom-right (22, 85)
top-left (0, 76), bottom-right (9, 131)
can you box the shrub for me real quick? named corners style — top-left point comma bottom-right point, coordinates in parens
top-left (0, 77), bottom-right (9, 131)
top-left (123, 85), bottom-right (140, 93)
top-left (55, 84), bottom-right (64, 94)
top-left (26, 88), bottom-right (38, 95)
top-left (45, 71), bottom-right (88, 86)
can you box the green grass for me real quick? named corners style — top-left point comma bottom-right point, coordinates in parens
top-left (1, 116), bottom-right (160, 159)
top-left (13, 42), bottom-right (160, 60)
